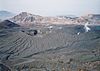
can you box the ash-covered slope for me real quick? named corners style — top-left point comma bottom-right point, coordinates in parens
top-left (0, 25), bottom-right (100, 71)
top-left (0, 20), bottom-right (20, 29)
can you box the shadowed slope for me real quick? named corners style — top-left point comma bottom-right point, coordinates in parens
top-left (0, 20), bottom-right (20, 29)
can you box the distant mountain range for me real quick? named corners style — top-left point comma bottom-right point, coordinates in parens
top-left (9, 12), bottom-right (81, 27)
top-left (0, 11), bottom-right (15, 20)
top-left (0, 11), bottom-right (100, 27)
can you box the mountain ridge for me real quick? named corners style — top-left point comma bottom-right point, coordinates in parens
top-left (10, 12), bottom-right (100, 27)
top-left (0, 11), bottom-right (99, 27)
top-left (10, 12), bottom-right (80, 27)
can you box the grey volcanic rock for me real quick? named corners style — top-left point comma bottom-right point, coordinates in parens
top-left (0, 25), bottom-right (100, 71)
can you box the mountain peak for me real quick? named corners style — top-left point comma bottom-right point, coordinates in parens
top-left (19, 12), bottom-right (33, 16)
top-left (18, 12), bottom-right (41, 17)
top-left (10, 12), bottom-right (43, 27)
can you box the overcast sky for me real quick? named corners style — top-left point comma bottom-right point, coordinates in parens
top-left (0, 0), bottom-right (100, 16)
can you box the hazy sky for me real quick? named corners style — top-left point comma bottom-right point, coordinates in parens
top-left (0, 0), bottom-right (100, 16)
